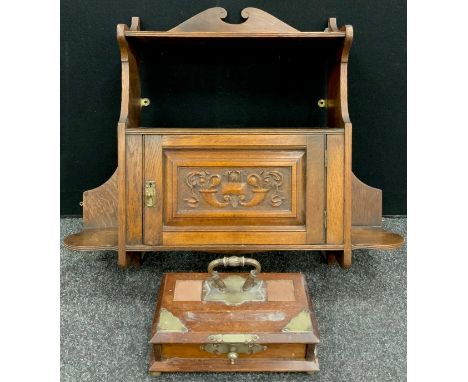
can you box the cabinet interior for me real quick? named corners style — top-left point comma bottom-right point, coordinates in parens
top-left (132, 39), bottom-right (341, 128)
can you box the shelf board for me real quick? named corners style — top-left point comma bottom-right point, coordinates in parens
top-left (64, 227), bottom-right (403, 252)
top-left (125, 31), bottom-right (346, 39)
top-left (125, 127), bottom-right (345, 135)
top-left (351, 227), bottom-right (404, 250)
top-left (64, 228), bottom-right (117, 251)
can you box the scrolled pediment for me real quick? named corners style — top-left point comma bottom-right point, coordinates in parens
top-left (169, 7), bottom-right (299, 33)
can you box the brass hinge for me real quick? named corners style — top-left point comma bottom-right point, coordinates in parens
top-left (324, 210), bottom-right (327, 230)
top-left (207, 334), bottom-right (259, 343)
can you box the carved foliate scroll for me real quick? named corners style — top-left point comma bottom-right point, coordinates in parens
top-left (182, 168), bottom-right (287, 210)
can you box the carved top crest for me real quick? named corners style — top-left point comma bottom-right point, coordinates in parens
top-left (124, 9), bottom-right (349, 38)
top-left (168, 7), bottom-right (299, 33)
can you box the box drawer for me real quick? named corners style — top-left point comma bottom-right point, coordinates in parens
top-left (161, 343), bottom-right (306, 359)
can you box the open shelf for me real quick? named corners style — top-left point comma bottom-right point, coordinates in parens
top-left (125, 31), bottom-right (346, 39)
top-left (351, 227), bottom-right (404, 250)
top-left (136, 37), bottom-right (335, 128)
top-left (126, 127), bottom-right (345, 134)
top-left (64, 228), bottom-right (117, 251)
top-left (64, 227), bottom-right (403, 252)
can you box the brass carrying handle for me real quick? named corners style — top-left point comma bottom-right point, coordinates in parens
top-left (207, 256), bottom-right (261, 292)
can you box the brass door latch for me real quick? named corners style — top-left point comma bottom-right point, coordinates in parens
top-left (145, 181), bottom-right (156, 207)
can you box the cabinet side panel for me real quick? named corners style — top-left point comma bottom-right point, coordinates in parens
top-left (126, 134), bottom-right (143, 244)
top-left (326, 135), bottom-right (344, 244)
top-left (144, 135), bottom-right (163, 245)
top-left (352, 173), bottom-right (382, 226)
top-left (82, 169), bottom-right (118, 229)
top-left (306, 135), bottom-right (325, 243)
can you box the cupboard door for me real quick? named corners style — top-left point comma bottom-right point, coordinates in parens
top-left (163, 148), bottom-right (308, 245)
top-left (142, 133), bottom-right (326, 246)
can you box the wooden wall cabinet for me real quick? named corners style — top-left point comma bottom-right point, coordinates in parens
top-left (64, 7), bottom-right (403, 268)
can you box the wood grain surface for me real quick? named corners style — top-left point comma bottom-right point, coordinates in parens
top-left (125, 135), bottom-right (142, 245)
top-left (82, 169), bottom-right (118, 229)
top-left (352, 173), bottom-right (382, 226)
top-left (143, 135), bottom-right (163, 245)
top-left (161, 343), bottom-right (306, 359)
top-left (326, 134), bottom-right (344, 244)
top-left (306, 135), bottom-right (325, 243)
top-left (64, 226), bottom-right (404, 252)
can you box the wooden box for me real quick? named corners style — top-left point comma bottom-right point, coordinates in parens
top-left (149, 257), bottom-right (320, 374)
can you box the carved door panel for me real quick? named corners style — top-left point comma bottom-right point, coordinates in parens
top-left (164, 150), bottom-right (304, 226)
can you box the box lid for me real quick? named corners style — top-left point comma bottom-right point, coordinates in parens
top-left (150, 272), bottom-right (319, 344)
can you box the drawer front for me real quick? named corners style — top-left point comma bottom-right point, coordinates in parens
top-left (164, 150), bottom-right (305, 226)
top-left (161, 343), bottom-right (307, 360)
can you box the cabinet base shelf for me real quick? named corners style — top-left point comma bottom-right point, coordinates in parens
top-left (63, 227), bottom-right (403, 252)
top-left (149, 358), bottom-right (319, 373)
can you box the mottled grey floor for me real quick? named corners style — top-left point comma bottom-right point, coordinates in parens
top-left (61, 217), bottom-right (406, 382)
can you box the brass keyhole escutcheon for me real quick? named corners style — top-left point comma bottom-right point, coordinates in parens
top-left (145, 181), bottom-right (156, 207)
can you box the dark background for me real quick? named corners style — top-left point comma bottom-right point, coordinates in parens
top-left (61, 0), bottom-right (406, 215)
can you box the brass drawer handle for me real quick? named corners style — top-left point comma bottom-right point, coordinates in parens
top-left (208, 256), bottom-right (261, 292)
top-left (227, 347), bottom-right (239, 364)
top-left (200, 342), bottom-right (267, 364)
top-left (145, 181), bottom-right (156, 207)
